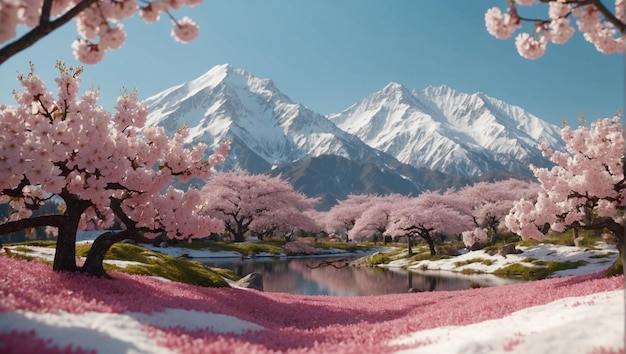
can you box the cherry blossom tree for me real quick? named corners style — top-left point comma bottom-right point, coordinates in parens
top-left (249, 207), bottom-right (320, 240)
top-left (0, 63), bottom-right (229, 276)
top-left (348, 194), bottom-right (409, 243)
top-left (505, 115), bottom-right (624, 269)
top-left (485, 0), bottom-right (625, 59)
top-left (0, 0), bottom-right (203, 65)
top-left (321, 194), bottom-right (379, 241)
top-left (385, 191), bottom-right (473, 256)
top-left (458, 179), bottom-right (541, 245)
top-left (199, 171), bottom-right (318, 242)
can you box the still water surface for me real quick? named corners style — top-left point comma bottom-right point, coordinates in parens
top-left (203, 255), bottom-right (525, 296)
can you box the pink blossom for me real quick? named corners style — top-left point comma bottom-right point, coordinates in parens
top-left (515, 32), bottom-right (547, 59)
top-left (485, 7), bottom-right (520, 40)
top-left (548, 18), bottom-right (575, 44)
top-left (71, 40), bottom-right (104, 65)
top-left (0, 1), bottom-right (18, 43)
top-left (172, 16), bottom-right (199, 43)
top-left (140, 1), bottom-right (166, 23)
top-left (462, 228), bottom-right (488, 249)
top-left (99, 24), bottom-right (126, 50)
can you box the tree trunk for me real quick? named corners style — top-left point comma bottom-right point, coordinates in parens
top-left (52, 196), bottom-right (91, 272)
top-left (407, 235), bottom-right (413, 256)
top-left (422, 234), bottom-right (437, 256)
top-left (81, 230), bottom-right (134, 278)
top-left (233, 232), bottom-right (246, 242)
top-left (53, 224), bottom-right (78, 272)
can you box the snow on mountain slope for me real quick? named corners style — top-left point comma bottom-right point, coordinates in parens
top-left (144, 64), bottom-right (400, 174)
top-left (144, 64), bottom-right (564, 179)
top-left (328, 83), bottom-right (565, 177)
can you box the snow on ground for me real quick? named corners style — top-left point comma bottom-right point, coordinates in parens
top-left (391, 289), bottom-right (624, 354)
top-left (382, 242), bottom-right (619, 278)
top-left (1, 233), bottom-right (624, 353)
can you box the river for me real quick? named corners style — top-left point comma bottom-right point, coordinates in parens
top-left (202, 255), bottom-right (525, 296)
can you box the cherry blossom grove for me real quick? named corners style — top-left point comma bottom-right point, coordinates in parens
top-left (0, 63), bottom-right (230, 276)
top-left (199, 171), bottom-right (319, 243)
top-left (0, 0), bottom-right (203, 65)
top-left (485, 0), bottom-right (625, 59)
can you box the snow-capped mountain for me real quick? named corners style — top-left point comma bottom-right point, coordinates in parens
top-left (327, 83), bottom-right (564, 177)
top-left (144, 64), bottom-right (409, 177)
top-left (143, 63), bottom-right (564, 206)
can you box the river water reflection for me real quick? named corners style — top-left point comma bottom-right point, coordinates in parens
top-left (203, 255), bottom-right (526, 296)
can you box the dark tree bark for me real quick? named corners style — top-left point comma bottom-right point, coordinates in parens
top-left (229, 218), bottom-right (249, 243)
top-left (53, 195), bottom-right (91, 271)
top-left (81, 229), bottom-right (136, 278)
top-left (53, 225), bottom-right (79, 272)
top-left (406, 235), bottom-right (413, 256)
top-left (421, 232), bottom-right (437, 257)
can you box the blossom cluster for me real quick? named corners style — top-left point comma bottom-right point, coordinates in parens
top-left (505, 115), bottom-right (624, 240)
top-left (0, 64), bottom-right (230, 240)
top-left (462, 228), bottom-right (488, 249)
top-left (485, 0), bottom-right (625, 59)
top-left (0, 0), bottom-right (203, 64)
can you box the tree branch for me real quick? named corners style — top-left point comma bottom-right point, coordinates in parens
top-left (0, 0), bottom-right (99, 65)
top-left (589, 0), bottom-right (626, 34)
top-left (0, 214), bottom-right (64, 235)
top-left (536, 0), bottom-right (625, 34)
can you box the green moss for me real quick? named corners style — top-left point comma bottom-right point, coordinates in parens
top-left (454, 258), bottom-right (495, 268)
top-left (495, 260), bottom-right (588, 280)
top-left (454, 258), bottom-right (485, 267)
top-left (119, 258), bottom-right (229, 287)
top-left (76, 243), bottom-right (229, 287)
top-left (311, 240), bottom-right (372, 252)
top-left (177, 240), bottom-right (284, 256)
top-left (517, 239), bottom-right (540, 247)
top-left (368, 253), bottom-right (388, 265)
top-left (460, 268), bottom-right (484, 275)
top-left (5, 240), bottom-right (56, 248)
top-left (409, 251), bottom-right (442, 262)
top-left (1, 251), bottom-right (36, 261)
top-left (12, 246), bottom-right (34, 253)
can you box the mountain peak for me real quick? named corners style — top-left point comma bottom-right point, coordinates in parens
top-left (189, 64), bottom-right (248, 90)
top-left (381, 81), bottom-right (411, 95)
top-left (369, 82), bottom-right (420, 106)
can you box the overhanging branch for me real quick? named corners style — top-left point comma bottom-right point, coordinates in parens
top-left (0, 0), bottom-right (98, 65)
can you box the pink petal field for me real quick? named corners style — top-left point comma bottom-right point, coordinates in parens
top-left (0, 256), bottom-right (623, 354)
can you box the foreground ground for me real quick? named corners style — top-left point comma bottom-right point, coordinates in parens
top-left (0, 249), bottom-right (623, 353)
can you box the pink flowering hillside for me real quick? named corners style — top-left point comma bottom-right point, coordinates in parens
top-left (0, 256), bottom-right (623, 353)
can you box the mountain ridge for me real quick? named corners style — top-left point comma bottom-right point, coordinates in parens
top-left (143, 64), bottom-right (565, 208)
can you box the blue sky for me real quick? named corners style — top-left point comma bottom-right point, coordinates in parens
top-left (0, 0), bottom-right (623, 127)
